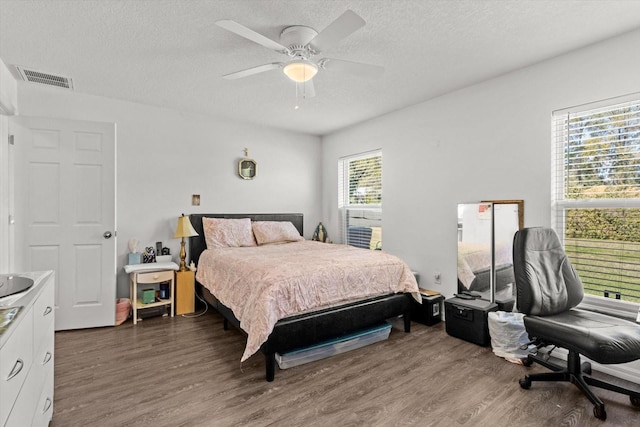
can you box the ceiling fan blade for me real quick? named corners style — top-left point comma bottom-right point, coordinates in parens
top-left (308, 10), bottom-right (366, 53)
top-left (222, 63), bottom-right (283, 80)
top-left (320, 58), bottom-right (384, 78)
top-left (216, 20), bottom-right (288, 52)
top-left (296, 79), bottom-right (316, 99)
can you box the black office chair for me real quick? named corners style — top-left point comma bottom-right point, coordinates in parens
top-left (512, 227), bottom-right (640, 420)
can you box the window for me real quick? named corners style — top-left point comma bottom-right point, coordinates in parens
top-left (552, 94), bottom-right (640, 303)
top-left (338, 150), bottom-right (382, 249)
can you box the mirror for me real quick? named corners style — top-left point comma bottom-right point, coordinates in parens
top-left (457, 200), bottom-right (524, 308)
top-left (486, 199), bottom-right (524, 230)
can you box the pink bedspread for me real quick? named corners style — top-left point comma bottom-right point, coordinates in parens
top-left (196, 240), bottom-right (420, 361)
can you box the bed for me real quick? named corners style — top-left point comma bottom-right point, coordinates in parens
top-left (457, 241), bottom-right (515, 302)
top-left (189, 213), bottom-right (420, 381)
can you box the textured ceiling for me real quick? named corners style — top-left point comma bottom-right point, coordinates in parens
top-left (1, 0), bottom-right (640, 136)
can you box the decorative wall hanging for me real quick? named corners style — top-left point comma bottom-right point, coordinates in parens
top-left (238, 148), bottom-right (257, 180)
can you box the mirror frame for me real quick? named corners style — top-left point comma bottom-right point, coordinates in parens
top-left (482, 199), bottom-right (524, 230)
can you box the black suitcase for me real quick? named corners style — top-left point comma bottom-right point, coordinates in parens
top-left (444, 297), bottom-right (498, 346)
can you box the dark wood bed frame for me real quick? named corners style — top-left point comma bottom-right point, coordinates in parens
top-left (189, 213), bottom-right (413, 381)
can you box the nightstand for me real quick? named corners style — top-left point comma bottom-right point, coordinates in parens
top-left (411, 292), bottom-right (444, 326)
top-left (175, 270), bottom-right (195, 315)
top-left (124, 262), bottom-right (179, 324)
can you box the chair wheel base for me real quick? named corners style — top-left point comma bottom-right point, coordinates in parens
top-left (519, 377), bottom-right (531, 389)
top-left (631, 395), bottom-right (640, 407)
top-left (593, 404), bottom-right (607, 420)
top-left (522, 357), bottom-right (533, 367)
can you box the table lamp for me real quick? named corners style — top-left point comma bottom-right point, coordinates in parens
top-left (174, 214), bottom-right (198, 271)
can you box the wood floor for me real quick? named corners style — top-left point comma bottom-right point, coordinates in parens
top-left (51, 309), bottom-right (640, 426)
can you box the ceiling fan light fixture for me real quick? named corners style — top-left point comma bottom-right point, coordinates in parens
top-left (283, 60), bottom-right (318, 83)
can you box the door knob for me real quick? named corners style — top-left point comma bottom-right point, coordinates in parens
top-left (103, 231), bottom-right (113, 239)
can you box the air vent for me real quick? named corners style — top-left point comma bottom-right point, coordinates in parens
top-left (14, 66), bottom-right (74, 90)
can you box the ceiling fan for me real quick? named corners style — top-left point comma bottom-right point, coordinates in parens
top-left (216, 10), bottom-right (384, 99)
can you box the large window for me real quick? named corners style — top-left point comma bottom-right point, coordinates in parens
top-left (338, 150), bottom-right (382, 249)
top-left (552, 94), bottom-right (640, 303)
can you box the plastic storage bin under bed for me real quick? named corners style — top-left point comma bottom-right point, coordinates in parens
top-left (275, 322), bottom-right (392, 369)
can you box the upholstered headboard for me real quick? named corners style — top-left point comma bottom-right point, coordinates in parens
top-left (188, 213), bottom-right (304, 267)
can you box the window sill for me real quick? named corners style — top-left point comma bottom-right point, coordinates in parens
top-left (578, 294), bottom-right (639, 322)
top-left (575, 294), bottom-right (640, 384)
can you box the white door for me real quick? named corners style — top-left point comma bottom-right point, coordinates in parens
top-left (11, 117), bottom-right (116, 330)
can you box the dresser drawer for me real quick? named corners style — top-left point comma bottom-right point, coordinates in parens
top-left (31, 369), bottom-right (53, 427)
top-left (3, 334), bottom-right (53, 427)
top-left (135, 270), bottom-right (174, 284)
top-left (0, 306), bottom-right (34, 427)
top-left (33, 278), bottom-right (54, 351)
top-left (32, 334), bottom-right (54, 392)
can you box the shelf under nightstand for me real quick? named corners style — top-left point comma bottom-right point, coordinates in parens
top-left (125, 262), bottom-right (179, 324)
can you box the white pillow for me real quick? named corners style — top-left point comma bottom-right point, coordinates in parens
top-left (252, 221), bottom-right (303, 245)
top-left (202, 217), bottom-right (256, 248)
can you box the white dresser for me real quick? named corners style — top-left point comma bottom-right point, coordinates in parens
top-left (0, 271), bottom-right (55, 427)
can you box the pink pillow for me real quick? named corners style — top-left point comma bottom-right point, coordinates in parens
top-left (252, 221), bottom-right (303, 245)
top-left (202, 217), bottom-right (256, 248)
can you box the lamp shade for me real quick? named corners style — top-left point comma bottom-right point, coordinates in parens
top-left (174, 214), bottom-right (198, 238)
top-left (283, 60), bottom-right (318, 83)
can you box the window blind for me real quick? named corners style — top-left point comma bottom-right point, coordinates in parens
top-left (552, 94), bottom-right (640, 303)
top-left (338, 150), bottom-right (382, 249)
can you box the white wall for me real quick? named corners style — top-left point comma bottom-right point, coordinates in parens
top-left (9, 28), bottom-right (640, 300)
top-left (0, 56), bottom-right (18, 273)
top-left (0, 57), bottom-right (18, 115)
top-left (16, 86), bottom-right (322, 296)
top-left (322, 28), bottom-right (640, 297)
